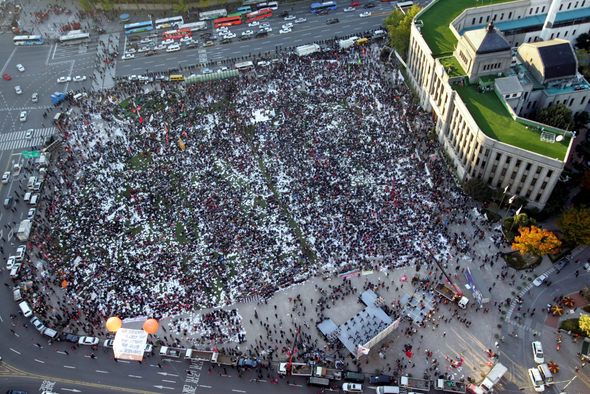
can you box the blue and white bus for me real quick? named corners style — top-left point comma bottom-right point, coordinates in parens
top-left (13, 35), bottom-right (45, 45)
top-left (199, 9), bottom-right (228, 20)
top-left (256, 1), bottom-right (278, 10)
top-left (310, 1), bottom-right (337, 13)
top-left (155, 16), bottom-right (184, 30)
top-left (59, 32), bottom-right (91, 45)
top-left (124, 20), bottom-right (154, 34)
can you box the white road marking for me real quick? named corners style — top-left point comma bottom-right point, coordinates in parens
top-left (161, 379), bottom-right (176, 383)
top-left (10, 348), bottom-right (21, 355)
top-left (34, 359), bottom-right (45, 363)
top-left (199, 385), bottom-right (212, 388)
top-left (96, 370), bottom-right (108, 373)
top-left (128, 375), bottom-right (142, 378)
top-left (232, 390), bottom-right (246, 393)
top-left (117, 359), bottom-right (130, 363)
top-left (64, 365), bottom-right (76, 369)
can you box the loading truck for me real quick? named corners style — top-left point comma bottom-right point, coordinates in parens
top-left (436, 378), bottom-right (466, 393)
top-left (435, 283), bottom-right (469, 309)
top-left (185, 349), bottom-right (219, 362)
top-left (17, 220), bottom-right (32, 242)
top-left (214, 354), bottom-right (237, 366)
top-left (480, 362), bottom-right (507, 391)
top-left (295, 44), bottom-right (320, 57)
top-left (278, 362), bottom-right (313, 376)
top-left (159, 346), bottom-right (184, 358)
top-left (338, 36), bottom-right (359, 50)
top-left (400, 375), bottom-right (430, 392)
top-left (314, 366), bottom-right (342, 380)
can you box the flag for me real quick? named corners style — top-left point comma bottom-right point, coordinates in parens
top-left (508, 195), bottom-right (516, 204)
top-left (178, 138), bottom-right (185, 150)
top-left (515, 206), bottom-right (522, 215)
top-left (503, 185), bottom-right (509, 194)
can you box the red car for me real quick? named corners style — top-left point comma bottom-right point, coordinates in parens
top-left (350, 1), bottom-right (360, 6)
top-left (2, 74), bottom-right (11, 80)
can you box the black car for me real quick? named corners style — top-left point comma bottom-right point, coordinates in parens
top-left (279, 10), bottom-right (288, 17)
top-left (222, 38), bottom-right (232, 44)
top-left (3, 196), bottom-right (13, 209)
top-left (326, 18), bottom-right (339, 24)
top-left (255, 30), bottom-right (268, 38)
top-left (364, 2), bottom-right (376, 8)
top-left (59, 332), bottom-right (80, 343)
top-left (369, 374), bottom-right (393, 385)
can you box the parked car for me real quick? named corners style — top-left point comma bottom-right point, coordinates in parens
top-left (15, 85), bottom-right (22, 94)
top-left (31, 317), bottom-right (46, 332)
top-left (528, 367), bottom-right (545, 392)
top-left (364, 2), bottom-right (376, 8)
top-left (60, 332), bottom-right (80, 343)
top-left (2, 171), bottom-right (10, 184)
top-left (326, 18), bottom-right (339, 24)
top-left (284, 15), bottom-right (296, 21)
top-left (16, 64), bottom-right (25, 72)
top-left (78, 336), bottom-right (100, 346)
top-left (15, 245), bottom-right (26, 260)
top-left (294, 18), bottom-right (307, 23)
top-left (122, 53), bottom-right (135, 60)
top-left (6, 256), bottom-right (16, 270)
top-left (57, 76), bottom-right (71, 83)
top-left (19, 111), bottom-right (27, 122)
top-left (369, 375), bottom-right (393, 385)
top-left (359, 11), bottom-right (372, 17)
top-left (73, 75), bottom-right (86, 82)
top-left (531, 341), bottom-right (544, 364)
top-left (31, 92), bottom-right (38, 102)
top-left (237, 358), bottom-right (258, 368)
top-left (532, 273), bottom-right (548, 286)
top-left (2, 73), bottom-right (11, 80)
top-left (344, 7), bottom-right (355, 12)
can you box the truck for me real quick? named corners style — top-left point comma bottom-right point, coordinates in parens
top-left (314, 366), bottom-right (342, 380)
top-left (214, 354), bottom-right (237, 366)
top-left (436, 378), bottom-right (466, 393)
top-left (278, 362), bottom-right (313, 376)
top-left (295, 43), bottom-right (320, 57)
top-left (39, 152), bottom-right (51, 167)
top-left (435, 283), bottom-right (469, 309)
top-left (480, 362), bottom-right (507, 391)
top-left (159, 346), bottom-right (184, 358)
top-left (185, 349), bottom-right (219, 362)
top-left (338, 37), bottom-right (358, 50)
top-left (400, 375), bottom-right (430, 392)
top-left (51, 92), bottom-right (66, 105)
top-left (17, 220), bottom-right (32, 242)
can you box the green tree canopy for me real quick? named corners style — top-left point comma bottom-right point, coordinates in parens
top-left (576, 33), bottom-right (590, 50)
top-left (503, 213), bottom-right (536, 240)
top-left (463, 178), bottom-right (493, 202)
top-left (557, 205), bottom-right (590, 246)
top-left (383, 5), bottom-right (421, 57)
top-left (536, 103), bottom-right (574, 131)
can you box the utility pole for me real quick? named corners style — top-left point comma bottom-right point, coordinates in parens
top-left (285, 325), bottom-right (301, 376)
top-left (423, 242), bottom-right (463, 296)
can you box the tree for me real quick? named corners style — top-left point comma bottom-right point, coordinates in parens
top-left (503, 213), bottom-right (536, 240)
top-left (536, 103), bottom-right (574, 131)
top-left (579, 314), bottom-right (590, 337)
top-left (383, 5), bottom-right (421, 57)
top-left (576, 33), bottom-right (590, 50)
top-left (463, 178), bottom-right (493, 202)
top-left (173, 0), bottom-right (189, 14)
top-left (511, 226), bottom-right (562, 257)
top-left (557, 206), bottom-right (590, 246)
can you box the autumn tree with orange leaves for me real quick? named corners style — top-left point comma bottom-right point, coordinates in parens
top-left (511, 226), bottom-right (562, 257)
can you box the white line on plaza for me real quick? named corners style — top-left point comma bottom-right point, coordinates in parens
top-left (96, 370), bottom-right (109, 373)
top-left (34, 359), bottom-right (45, 363)
top-left (64, 365), bottom-right (76, 369)
top-left (10, 348), bottom-right (21, 355)
top-left (161, 379), bottom-right (175, 383)
top-left (199, 385), bottom-right (212, 388)
top-left (232, 390), bottom-right (246, 393)
top-left (128, 375), bottom-right (142, 378)
top-left (0, 47), bottom-right (17, 75)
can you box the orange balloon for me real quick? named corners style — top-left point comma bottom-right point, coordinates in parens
top-left (106, 316), bottom-right (122, 332)
top-left (143, 318), bottom-right (159, 334)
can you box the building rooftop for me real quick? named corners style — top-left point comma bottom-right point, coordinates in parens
top-left (417, 0), bottom-right (513, 58)
top-left (523, 40), bottom-right (577, 80)
top-left (454, 83), bottom-right (570, 161)
top-left (465, 22), bottom-right (511, 54)
top-left (494, 75), bottom-right (523, 96)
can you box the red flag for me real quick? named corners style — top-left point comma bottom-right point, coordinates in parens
top-left (139, 116), bottom-right (143, 123)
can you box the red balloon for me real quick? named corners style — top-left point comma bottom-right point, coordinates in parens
top-left (106, 316), bottom-right (122, 332)
top-left (143, 318), bottom-right (159, 334)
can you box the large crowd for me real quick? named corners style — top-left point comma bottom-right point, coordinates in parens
top-left (33, 44), bottom-right (468, 331)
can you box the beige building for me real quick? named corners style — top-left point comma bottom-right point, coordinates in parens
top-left (406, 0), bottom-right (584, 210)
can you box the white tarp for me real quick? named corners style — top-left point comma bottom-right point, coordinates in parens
top-left (113, 328), bottom-right (148, 361)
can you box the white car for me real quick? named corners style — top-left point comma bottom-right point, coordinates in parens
top-left (31, 92), bottom-right (38, 103)
top-left (57, 76), bottom-right (71, 83)
top-left (359, 12), bottom-right (372, 18)
top-left (342, 382), bottom-right (363, 392)
top-left (73, 75), bottom-right (86, 82)
top-left (284, 15), bottom-right (296, 21)
top-left (16, 245), bottom-right (26, 260)
top-left (162, 39), bottom-right (174, 45)
top-left (1, 171), bottom-right (10, 184)
top-left (166, 44), bottom-right (181, 52)
top-left (584, 262), bottom-right (590, 271)
top-left (78, 336), bottom-right (100, 346)
top-left (223, 32), bottom-right (236, 39)
top-left (6, 256), bottom-right (16, 270)
top-left (155, 44), bottom-right (167, 50)
top-left (19, 111), bottom-right (27, 122)
top-left (528, 368), bottom-right (545, 392)
top-left (138, 46), bottom-right (150, 53)
top-left (248, 21), bottom-right (259, 27)
top-left (122, 53), bottom-right (135, 60)
top-left (344, 7), bottom-right (355, 12)
top-left (282, 22), bottom-right (293, 28)
top-left (294, 18), bottom-right (307, 23)
top-left (27, 208), bottom-right (36, 219)
top-left (15, 85), bottom-right (22, 94)
top-left (126, 47), bottom-right (137, 53)
top-left (532, 273), bottom-right (548, 286)
top-left (242, 30), bottom-right (254, 37)
top-left (25, 129), bottom-right (33, 139)
top-left (16, 64), bottom-right (25, 72)
top-left (262, 26), bottom-right (272, 32)
top-left (140, 38), bottom-right (152, 44)
top-left (31, 317), bottom-right (46, 333)
top-left (279, 28), bottom-right (291, 34)
top-left (531, 341), bottom-right (544, 364)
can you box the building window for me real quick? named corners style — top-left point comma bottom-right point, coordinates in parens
top-left (557, 32), bottom-right (560, 38)
top-left (581, 96), bottom-right (587, 104)
top-left (535, 7), bottom-right (539, 13)
top-left (529, 8), bottom-right (533, 14)
top-left (486, 15), bottom-right (490, 22)
top-left (479, 16), bottom-right (483, 24)
top-left (511, 171), bottom-right (517, 179)
top-left (547, 170), bottom-right (553, 178)
top-left (565, 30), bottom-right (568, 37)
top-left (531, 178), bottom-right (537, 186)
top-left (509, 11), bottom-right (512, 18)
top-left (570, 98), bottom-right (574, 106)
top-left (551, 33), bottom-right (555, 39)
top-left (573, 30), bottom-right (576, 35)
top-left (472, 17), bottom-right (476, 25)
top-left (567, 2), bottom-right (571, 9)
top-left (542, 6), bottom-right (546, 12)
top-left (516, 159), bottom-right (522, 167)
top-left (500, 13), bottom-right (504, 20)
top-left (526, 163), bottom-right (532, 171)
top-left (559, 4), bottom-right (563, 10)
top-left (535, 192), bottom-right (543, 202)
top-left (541, 181), bottom-right (548, 189)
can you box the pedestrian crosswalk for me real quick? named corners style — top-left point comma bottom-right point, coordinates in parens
top-left (0, 127), bottom-right (57, 152)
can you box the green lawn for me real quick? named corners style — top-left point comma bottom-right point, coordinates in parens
top-left (454, 84), bottom-right (570, 161)
top-left (417, 0), bottom-right (514, 57)
top-left (439, 56), bottom-right (466, 77)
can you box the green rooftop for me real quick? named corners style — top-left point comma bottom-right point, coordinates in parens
top-left (439, 56), bottom-right (466, 78)
top-left (418, 0), bottom-right (513, 57)
top-left (454, 84), bottom-right (570, 161)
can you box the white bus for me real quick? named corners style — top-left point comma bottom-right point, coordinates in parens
top-left (256, 1), bottom-right (278, 10)
top-left (177, 21), bottom-right (208, 32)
top-left (235, 61), bottom-right (254, 71)
top-left (13, 35), bottom-right (44, 45)
top-left (397, 1), bottom-right (414, 12)
top-left (59, 31), bottom-right (91, 45)
top-left (155, 16), bottom-right (184, 29)
top-left (199, 9), bottom-right (228, 20)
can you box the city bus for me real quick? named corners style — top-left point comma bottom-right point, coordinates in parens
top-left (396, 1), bottom-right (414, 11)
top-left (242, 0), bottom-right (261, 5)
top-left (310, 1), bottom-right (337, 13)
top-left (235, 61), bottom-right (254, 71)
top-left (256, 1), bottom-right (278, 9)
top-left (214, 15), bottom-right (242, 28)
top-left (177, 21), bottom-right (207, 32)
top-left (13, 35), bottom-right (44, 45)
top-left (124, 20), bottom-right (154, 34)
top-left (162, 28), bottom-right (192, 40)
top-left (199, 9), bottom-right (228, 20)
top-left (59, 31), bottom-right (91, 45)
top-left (236, 6), bottom-right (252, 14)
top-left (155, 16), bottom-right (184, 29)
top-left (244, 8), bottom-right (273, 23)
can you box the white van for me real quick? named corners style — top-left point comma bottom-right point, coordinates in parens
top-left (43, 327), bottom-right (59, 339)
top-left (376, 387), bottom-right (400, 394)
top-left (537, 363), bottom-right (553, 384)
top-left (29, 194), bottom-right (39, 205)
top-left (24, 192), bottom-right (32, 202)
top-left (10, 263), bottom-right (22, 278)
top-left (13, 287), bottom-right (22, 302)
top-left (28, 176), bottom-right (36, 189)
top-left (166, 44), bottom-right (180, 52)
top-left (342, 383), bottom-right (363, 393)
top-left (19, 301), bottom-right (33, 317)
